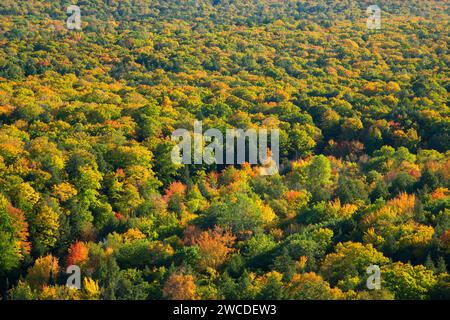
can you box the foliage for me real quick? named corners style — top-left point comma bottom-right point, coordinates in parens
top-left (0, 0), bottom-right (449, 301)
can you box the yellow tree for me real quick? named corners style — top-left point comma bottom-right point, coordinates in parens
top-left (26, 255), bottom-right (59, 289)
top-left (32, 204), bottom-right (59, 253)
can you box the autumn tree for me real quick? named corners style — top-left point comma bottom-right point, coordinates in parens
top-left (26, 255), bottom-right (59, 289)
top-left (163, 273), bottom-right (198, 300)
top-left (321, 242), bottom-right (389, 290)
top-left (383, 262), bottom-right (438, 300)
top-left (0, 195), bottom-right (30, 273)
top-left (285, 272), bottom-right (344, 300)
top-left (67, 241), bottom-right (89, 266)
top-left (190, 227), bottom-right (236, 271)
top-left (31, 203), bottom-right (60, 254)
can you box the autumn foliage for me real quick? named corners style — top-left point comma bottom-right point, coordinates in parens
top-left (162, 274), bottom-right (197, 300)
top-left (191, 227), bottom-right (236, 271)
top-left (1, 0), bottom-right (449, 301)
top-left (67, 242), bottom-right (89, 266)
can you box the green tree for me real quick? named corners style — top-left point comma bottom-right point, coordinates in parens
top-left (305, 155), bottom-right (332, 201)
top-left (383, 262), bottom-right (438, 300)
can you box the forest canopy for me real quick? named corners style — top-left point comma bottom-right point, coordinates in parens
top-left (0, 0), bottom-right (449, 300)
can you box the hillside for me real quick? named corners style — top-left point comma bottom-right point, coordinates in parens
top-left (0, 0), bottom-right (449, 300)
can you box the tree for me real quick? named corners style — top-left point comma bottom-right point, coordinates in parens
top-left (26, 255), bottom-right (59, 289)
top-left (208, 193), bottom-right (268, 233)
top-left (67, 241), bottom-right (89, 266)
top-left (383, 262), bottom-right (438, 300)
top-left (114, 269), bottom-right (151, 300)
top-left (97, 257), bottom-right (121, 300)
top-left (257, 271), bottom-right (284, 300)
top-left (8, 281), bottom-right (36, 300)
top-left (83, 277), bottom-right (101, 300)
top-left (164, 181), bottom-right (186, 215)
top-left (321, 242), bottom-right (389, 290)
top-left (305, 155), bottom-right (332, 201)
top-left (0, 195), bottom-right (30, 273)
top-left (337, 175), bottom-right (369, 204)
top-left (288, 124), bottom-right (317, 158)
top-left (243, 233), bottom-right (277, 262)
top-left (192, 227), bottom-right (235, 271)
top-left (272, 247), bottom-right (296, 281)
top-left (285, 272), bottom-right (344, 300)
top-left (163, 273), bottom-right (197, 300)
top-left (31, 204), bottom-right (60, 254)
top-left (12, 182), bottom-right (40, 213)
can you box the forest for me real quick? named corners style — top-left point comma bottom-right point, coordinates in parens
top-left (0, 0), bottom-right (449, 300)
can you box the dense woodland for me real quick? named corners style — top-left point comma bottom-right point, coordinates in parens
top-left (0, 0), bottom-right (449, 300)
